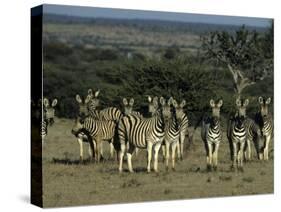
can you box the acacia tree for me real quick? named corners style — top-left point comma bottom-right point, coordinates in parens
top-left (201, 24), bottom-right (273, 98)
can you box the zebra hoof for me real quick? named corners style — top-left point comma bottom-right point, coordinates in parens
top-left (172, 167), bottom-right (176, 172)
top-left (230, 165), bottom-right (236, 172)
top-left (165, 166), bottom-right (169, 172)
top-left (213, 166), bottom-right (217, 172)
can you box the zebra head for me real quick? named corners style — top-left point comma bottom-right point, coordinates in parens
top-left (258, 96), bottom-right (271, 117)
top-left (236, 98), bottom-right (249, 118)
top-left (148, 96), bottom-right (158, 116)
top-left (75, 94), bottom-right (91, 119)
top-left (123, 98), bottom-right (134, 115)
top-left (87, 89), bottom-right (100, 110)
top-left (43, 98), bottom-right (58, 126)
top-left (161, 97), bottom-right (173, 122)
top-left (71, 116), bottom-right (85, 137)
top-left (172, 99), bottom-right (186, 122)
top-left (210, 99), bottom-right (223, 118)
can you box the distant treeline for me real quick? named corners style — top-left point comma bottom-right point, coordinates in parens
top-left (43, 42), bottom-right (273, 125)
top-left (44, 14), bottom-right (268, 35)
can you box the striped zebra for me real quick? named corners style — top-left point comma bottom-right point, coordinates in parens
top-left (117, 97), bottom-right (167, 173)
top-left (75, 92), bottom-right (122, 160)
top-left (201, 99), bottom-right (223, 171)
top-left (71, 116), bottom-right (117, 162)
top-left (227, 98), bottom-right (247, 171)
top-left (255, 97), bottom-right (273, 160)
top-left (122, 97), bottom-right (143, 156)
top-left (163, 97), bottom-right (180, 171)
top-left (234, 98), bottom-right (262, 161)
top-left (177, 100), bottom-right (189, 160)
top-left (41, 98), bottom-right (58, 143)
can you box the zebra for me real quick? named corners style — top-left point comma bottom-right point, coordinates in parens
top-left (41, 98), bottom-right (58, 144)
top-left (162, 97), bottom-right (181, 171)
top-left (117, 97), bottom-right (168, 173)
top-left (122, 97), bottom-right (143, 156)
top-left (176, 100), bottom-right (189, 160)
top-left (234, 98), bottom-right (262, 161)
top-left (201, 99), bottom-right (223, 171)
top-left (227, 98), bottom-right (247, 171)
top-left (75, 92), bottom-right (122, 160)
top-left (71, 116), bottom-right (117, 162)
top-left (255, 97), bottom-right (273, 160)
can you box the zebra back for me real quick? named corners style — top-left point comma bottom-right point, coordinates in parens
top-left (81, 117), bottom-right (117, 141)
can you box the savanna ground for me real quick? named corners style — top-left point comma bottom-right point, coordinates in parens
top-left (42, 118), bottom-right (273, 208)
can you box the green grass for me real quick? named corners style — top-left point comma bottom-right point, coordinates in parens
top-left (42, 118), bottom-right (274, 207)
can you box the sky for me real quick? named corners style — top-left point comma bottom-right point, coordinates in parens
top-left (42, 4), bottom-right (272, 27)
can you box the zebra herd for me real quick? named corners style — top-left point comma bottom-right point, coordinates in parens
top-left (38, 89), bottom-right (273, 173)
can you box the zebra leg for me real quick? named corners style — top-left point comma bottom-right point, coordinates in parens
top-left (109, 142), bottom-right (115, 159)
top-left (180, 133), bottom-right (185, 160)
top-left (100, 141), bottom-right (104, 161)
top-left (212, 143), bottom-right (220, 171)
top-left (127, 144), bottom-right (136, 173)
top-left (77, 137), bottom-right (83, 162)
top-left (162, 144), bottom-right (166, 163)
top-left (165, 142), bottom-right (170, 171)
top-left (264, 135), bottom-right (271, 160)
top-left (246, 139), bottom-right (252, 161)
top-left (146, 142), bottom-right (153, 173)
top-left (239, 142), bottom-right (245, 172)
top-left (171, 141), bottom-right (178, 171)
top-left (232, 142), bottom-right (237, 171)
top-left (88, 144), bottom-right (92, 160)
top-left (153, 142), bottom-right (162, 173)
top-left (206, 142), bottom-right (212, 171)
top-left (118, 142), bottom-right (126, 173)
top-left (176, 140), bottom-right (181, 161)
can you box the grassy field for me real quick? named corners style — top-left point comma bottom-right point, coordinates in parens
top-left (42, 118), bottom-right (273, 208)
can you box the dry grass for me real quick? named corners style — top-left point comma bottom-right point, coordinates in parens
top-left (42, 118), bottom-right (273, 208)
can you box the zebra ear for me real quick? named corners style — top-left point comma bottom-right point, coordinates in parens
top-left (159, 97), bottom-right (165, 106)
top-left (210, 99), bottom-right (215, 107)
top-left (51, 99), bottom-right (58, 107)
top-left (88, 89), bottom-right (93, 97)
top-left (266, 97), bottom-right (271, 105)
top-left (148, 96), bottom-right (152, 103)
top-left (217, 99), bottom-right (223, 107)
top-left (76, 94), bottom-right (82, 104)
top-left (172, 99), bottom-right (178, 108)
top-left (180, 100), bottom-right (186, 108)
top-left (43, 98), bottom-right (49, 107)
top-left (85, 95), bottom-right (91, 104)
top-left (236, 98), bottom-right (241, 107)
top-left (95, 90), bottom-right (100, 98)
top-left (168, 97), bottom-right (173, 106)
top-left (123, 98), bottom-right (128, 105)
top-left (129, 98), bottom-right (134, 106)
top-left (244, 99), bottom-right (249, 107)
top-left (258, 96), bottom-right (264, 104)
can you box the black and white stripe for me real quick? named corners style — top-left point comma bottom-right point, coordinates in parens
top-left (162, 98), bottom-right (180, 171)
top-left (255, 97), bottom-right (273, 160)
top-left (41, 98), bottom-right (57, 144)
top-left (72, 116), bottom-right (117, 162)
top-left (201, 99), bottom-right (223, 171)
top-left (227, 98), bottom-right (247, 171)
top-left (117, 97), bottom-right (167, 173)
